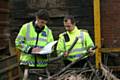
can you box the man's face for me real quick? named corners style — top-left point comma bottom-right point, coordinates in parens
top-left (36, 17), bottom-right (47, 28)
top-left (64, 19), bottom-right (74, 32)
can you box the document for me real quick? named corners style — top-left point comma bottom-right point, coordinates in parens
top-left (33, 41), bottom-right (57, 55)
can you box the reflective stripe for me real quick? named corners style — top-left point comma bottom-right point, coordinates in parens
top-left (79, 32), bottom-right (84, 40)
top-left (46, 26), bottom-right (49, 43)
top-left (26, 23), bottom-right (30, 40)
top-left (63, 38), bottom-right (66, 51)
top-left (16, 40), bottom-right (24, 45)
top-left (46, 27), bottom-right (49, 36)
top-left (20, 61), bottom-right (47, 65)
top-left (38, 38), bottom-right (47, 42)
top-left (79, 32), bottom-right (84, 46)
top-left (68, 53), bottom-right (87, 59)
top-left (68, 54), bottom-right (81, 58)
top-left (70, 48), bottom-right (86, 53)
top-left (16, 35), bottom-right (24, 40)
top-left (28, 37), bottom-right (47, 42)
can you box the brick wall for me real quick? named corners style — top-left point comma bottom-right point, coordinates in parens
top-left (101, 0), bottom-right (120, 48)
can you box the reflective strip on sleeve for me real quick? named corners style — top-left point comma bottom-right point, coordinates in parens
top-left (16, 35), bottom-right (24, 40)
top-left (70, 48), bottom-right (86, 53)
top-left (68, 54), bottom-right (81, 58)
top-left (28, 37), bottom-right (47, 42)
top-left (20, 61), bottom-right (47, 65)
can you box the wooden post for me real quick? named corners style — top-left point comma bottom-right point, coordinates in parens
top-left (93, 0), bottom-right (101, 69)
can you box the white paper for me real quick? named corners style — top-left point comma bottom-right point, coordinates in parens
top-left (33, 41), bottom-right (57, 55)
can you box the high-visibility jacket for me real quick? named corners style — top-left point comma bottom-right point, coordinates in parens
top-left (57, 26), bottom-right (94, 61)
top-left (15, 21), bottom-right (54, 68)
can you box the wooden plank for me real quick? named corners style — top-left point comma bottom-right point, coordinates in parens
top-left (0, 21), bottom-right (9, 26)
top-left (0, 0), bottom-right (9, 9)
top-left (0, 63), bottom-right (19, 74)
top-left (0, 55), bottom-right (16, 62)
top-left (0, 8), bottom-right (9, 13)
top-left (93, 0), bottom-right (102, 69)
top-left (109, 66), bottom-right (120, 71)
top-left (0, 56), bottom-right (20, 80)
top-left (7, 59), bottom-right (12, 80)
top-left (101, 48), bottom-right (120, 53)
top-left (11, 75), bottom-right (20, 80)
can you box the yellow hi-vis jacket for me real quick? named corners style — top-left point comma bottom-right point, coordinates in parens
top-left (15, 21), bottom-right (54, 68)
top-left (57, 26), bottom-right (94, 61)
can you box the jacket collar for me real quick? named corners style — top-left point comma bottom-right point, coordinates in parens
top-left (67, 26), bottom-right (78, 34)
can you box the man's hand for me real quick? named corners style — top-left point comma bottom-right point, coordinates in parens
top-left (32, 47), bottom-right (41, 54)
top-left (64, 51), bottom-right (69, 57)
top-left (88, 48), bottom-right (95, 56)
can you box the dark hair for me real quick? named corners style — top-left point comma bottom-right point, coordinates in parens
top-left (35, 9), bottom-right (49, 21)
top-left (64, 15), bottom-right (76, 24)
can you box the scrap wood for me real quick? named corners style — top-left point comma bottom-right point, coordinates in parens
top-left (101, 64), bottom-right (120, 80)
top-left (56, 71), bottom-right (87, 80)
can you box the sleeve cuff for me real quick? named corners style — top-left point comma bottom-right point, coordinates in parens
top-left (28, 47), bottom-right (33, 54)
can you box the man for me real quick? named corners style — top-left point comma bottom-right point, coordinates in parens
top-left (57, 15), bottom-right (95, 68)
top-left (15, 9), bottom-right (54, 69)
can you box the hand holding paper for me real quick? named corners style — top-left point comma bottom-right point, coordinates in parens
top-left (32, 41), bottom-right (57, 55)
top-left (32, 47), bottom-right (42, 54)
